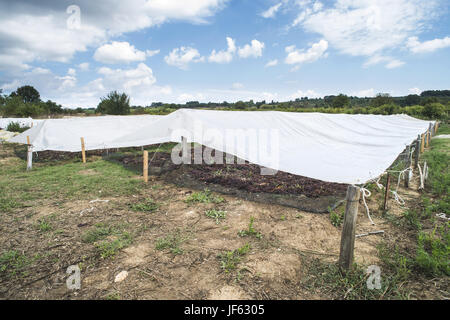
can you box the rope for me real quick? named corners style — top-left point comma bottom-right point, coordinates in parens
top-left (149, 143), bottom-right (164, 164)
top-left (360, 187), bottom-right (375, 225)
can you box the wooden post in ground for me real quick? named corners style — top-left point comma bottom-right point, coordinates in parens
top-left (414, 135), bottom-right (420, 169)
top-left (383, 173), bottom-right (391, 213)
top-left (80, 137), bottom-right (86, 163)
top-left (26, 136), bottom-right (32, 171)
top-left (338, 185), bottom-right (361, 271)
top-left (404, 145), bottom-right (411, 188)
top-left (420, 133), bottom-right (425, 153)
top-left (143, 150), bottom-right (148, 183)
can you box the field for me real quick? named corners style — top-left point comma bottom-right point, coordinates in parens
top-left (0, 125), bottom-right (448, 300)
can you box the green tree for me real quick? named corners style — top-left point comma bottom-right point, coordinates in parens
top-left (405, 94), bottom-right (421, 106)
top-left (372, 93), bottom-right (393, 107)
top-left (96, 91), bottom-right (130, 115)
top-left (422, 103), bottom-right (446, 119)
top-left (11, 85), bottom-right (41, 103)
top-left (332, 94), bottom-right (349, 108)
top-left (234, 101), bottom-right (247, 110)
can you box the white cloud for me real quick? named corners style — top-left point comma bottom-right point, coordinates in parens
top-left (164, 47), bottom-right (205, 70)
top-left (67, 68), bottom-right (76, 76)
top-left (408, 87), bottom-right (421, 95)
top-left (407, 36), bottom-right (450, 53)
top-left (231, 82), bottom-right (244, 90)
top-left (78, 63), bottom-right (90, 71)
top-left (0, 0), bottom-right (228, 72)
top-left (385, 59), bottom-right (405, 69)
top-left (261, 3), bottom-right (282, 18)
top-left (208, 37), bottom-right (236, 63)
top-left (363, 55), bottom-right (405, 69)
top-left (285, 39), bottom-right (328, 65)
top-left (291, 0), bottom-right (439, 64)
top-left (94, 41), bottom-right (156, 64)
top-left (238, 40), bottom-right (265, 58)
top-left (146, 49), bottom-right (160, 57)
top-left (265, 59), bottom-right (278, 67)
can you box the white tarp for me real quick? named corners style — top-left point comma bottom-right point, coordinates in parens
top-left (10, 115), bottom-right (163, 152)
top-left (110, 109), bottom-right (434, 184)
top-left (10, 110), bottom-right (434, 185)
top-left (0, 117), bottom-right (43, 129)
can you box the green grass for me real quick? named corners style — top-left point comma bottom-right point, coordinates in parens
top-left (82, 223), bottom-right (133, 258)
top-left (155, 229), bottom-right (187, 255)
top-left (96, 232), bottom-right (133, 259)
top-left (185, 188), bottom-right (224, 204)
top-left (218, 243), bottom-right (251, 273)
top-left (301, 258), bottom-right (410, 300)
top-left (415, 225), bottom-right (450, 276)
top-left (205, 209), bottom-right (227, 224)
top-left (0, 151), bottom-right (142, 213)
top-left (238, 217), bottom-right (262, 239)
top-left (129, 198), bottom-right (159, 213)
top-left (0, 250), bottom-right (40, 279)
top-left (37, 218), bottom-right (52, 232)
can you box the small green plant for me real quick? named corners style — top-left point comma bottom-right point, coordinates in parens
top-left (185, 188), bottom-right (224, 204)
top-left (37, 218), bottom-right (52, 232)
top-left (105, 292), bottom-right (121, 300)
top-left (238, 217), bottom-right (262, 239)
top-left (6, 122), bottom-right (30, 133)
top-left (218, 243), bottom-right (250, 273)
top-left (82, 223), bottom-right (114, 243)
top-left (129, 198), bottom-right (159, 213)
top-left (0, 250), bottom-right (38, 278)
top-left (328, 205), bottom-right (344, 227)
top-left (205, 209), bottom-right (227, 224)
top-left (155, 229), bottom-right (186, 255)
top-left (96, 232), bottom-right (133, 259)
top-left (415, 226), bottom-right (449, 276)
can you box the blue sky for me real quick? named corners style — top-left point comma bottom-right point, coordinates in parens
top-left (0, 0), bottom-right (449, 108)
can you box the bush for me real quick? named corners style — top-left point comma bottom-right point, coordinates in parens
top-left (6, 121), bottom-right (30, 133)
top-left (422, 103), bottom-right (447, 120)
top-left (96, 91), bottom-right (131, 115)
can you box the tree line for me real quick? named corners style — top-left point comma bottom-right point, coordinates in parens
top-left (1, 86), bottom-right (449, 120)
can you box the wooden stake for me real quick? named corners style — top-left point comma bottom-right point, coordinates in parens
top-left (420, 134), bottom-right (425, 153)
top-left (383, 173), bottom-right (391, 213)
top-left (404, 145), bottom-right (411, 188)
top-left (143, 150), bottom-right (148, 183)
top-left (414, 135), bottom-right (420, 169)
top-left (80, 137), bottom-right (86, 163)
top-left (338, 185), bottom-right (361, 271)
top-left (26, 135), bottom-right (32, 171)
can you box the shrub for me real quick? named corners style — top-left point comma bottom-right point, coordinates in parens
top-left (6, 121), bottom-right (30, 133)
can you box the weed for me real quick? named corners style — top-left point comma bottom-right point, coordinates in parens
top-left (37, 218), bottom-right (52, 232)
top-left (96, 232), bottom-right (133, 259)
top-left (185, 188), bottom-right (224, 204)
top-left (155, 229), bottom-right (186, 255)
top-left (129, 198), bottom-right (159, 213)
top-left (238, 217), bottom-right (262, 239)
top-left (0, 250), bottom-right (39, 279)
top-left (328, 206), bottom-right (344, 227)
top-left (205, 209), bottom-right (226, 224)
top-left (415, 225), bottom-right (449, 276)
top-left (218, 243), bottom-right (251, 273)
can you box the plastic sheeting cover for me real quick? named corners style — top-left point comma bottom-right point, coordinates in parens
top-left (110, 109), bottom-right (434, 184)
top-left (10, 115), bottom-right (163, 152)
top-left (10, 110), bottom-right (434, 185)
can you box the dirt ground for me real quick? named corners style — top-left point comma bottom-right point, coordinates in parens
top-left (0, 144), bottom-right (447, 300)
